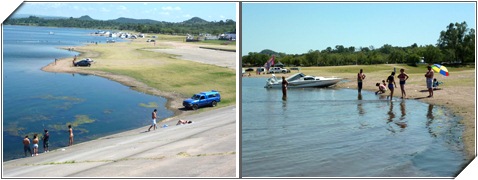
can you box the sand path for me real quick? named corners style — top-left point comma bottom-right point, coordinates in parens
top-left (3, 106), bottom-right (237, 177)
top-left (147, 41), bottom-right (236, 69)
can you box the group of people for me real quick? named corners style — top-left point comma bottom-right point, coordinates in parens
top-left (360, 65), bottom-right (441, 100)
top-left (23, 130), bottom-right (49, 157)
top-left (23, 125), bottom-right (74, 157)
top-left (147, 109), bottom-right (193, 132)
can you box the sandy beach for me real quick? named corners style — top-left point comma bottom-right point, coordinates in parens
top-left (244, 65), bottom-right (475, 161)
top-left (146, 41), bottom-right (237, 69)
top-left (3, 106), bottom-right (237, 177)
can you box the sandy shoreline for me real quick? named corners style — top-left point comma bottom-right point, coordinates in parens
top-left (244, 66), bottom-right (475, 161)
top-left (42, 56), bottom-right (188, 118)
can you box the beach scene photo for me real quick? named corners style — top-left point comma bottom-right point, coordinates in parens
top-left (2, 2), bottom-right (237, 177)
top-left (241, 2), bottom-right (475, 177)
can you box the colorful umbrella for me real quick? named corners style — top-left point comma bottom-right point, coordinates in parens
top-left (431, 64), bottom-right (449, 76)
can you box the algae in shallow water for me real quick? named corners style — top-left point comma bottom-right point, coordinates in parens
top-left (48, 115), bottom-right (96, 133)
top-left (37, 95), bottom-right (85, 102)
top-left (139, 102), bottom-right (159, 108)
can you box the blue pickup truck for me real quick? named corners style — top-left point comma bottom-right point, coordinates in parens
top-left (183, 90), bottom-right (221, 110)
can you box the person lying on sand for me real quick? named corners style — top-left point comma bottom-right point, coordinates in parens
top-left (176, 119), bottom-right (193, 125)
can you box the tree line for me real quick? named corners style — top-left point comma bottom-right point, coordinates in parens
top-left (242, 21), bottom-right (474, 67)
top-left (4, 16), bottom-right (236, 36)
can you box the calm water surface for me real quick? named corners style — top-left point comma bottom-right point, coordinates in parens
top-left (2, 25), bottom-right (173, 161)
top-left (242, 77), bottom-right (466, 177)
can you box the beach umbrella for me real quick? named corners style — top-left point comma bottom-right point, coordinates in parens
top-left (431, 64), bottom-right (449, 76)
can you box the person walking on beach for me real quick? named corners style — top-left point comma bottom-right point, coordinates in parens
top-left (68, 125), bottom-right (74, 146)
top-left (282, 76), bottom-right (289, 100)
top-left (32, 134), bottom-right (39, 156)
top-left (357, 69), bottom-right (366, 93)
top-left (148, 109), bottom-right (158, 131)
top-left (23, 135), bottom-right (32, 157)
top-left (397, 69), bottom-right (409, 99)
top-left (425, 66), bottom-right (434, 98)
top-left (43, 129), bottom-right (50, 153)
top-left (387, 72), bottom-right (397, 100)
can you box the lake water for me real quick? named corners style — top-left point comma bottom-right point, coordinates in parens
top-left (242, 77), bottom-right (466, 177)
top-left (2, 25), bottom-right (173, 161)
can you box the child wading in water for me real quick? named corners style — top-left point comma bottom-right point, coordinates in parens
top-left (397, 69), bottom-right (409, 99)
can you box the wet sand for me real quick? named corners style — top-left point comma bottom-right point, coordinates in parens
top-left (245, 66), bottom-right (475, 161)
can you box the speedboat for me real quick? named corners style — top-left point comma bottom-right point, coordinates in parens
top-left (264, 73), bottom-right (342, 88)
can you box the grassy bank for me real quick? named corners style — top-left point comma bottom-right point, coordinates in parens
top-left (70, 34), bottom-right (236, 110)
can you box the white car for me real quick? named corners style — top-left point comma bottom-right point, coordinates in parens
top-left (268, 67), bottom-right (289, 74)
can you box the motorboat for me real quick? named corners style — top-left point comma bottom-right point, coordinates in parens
top-left (264, 73), bottom-right (342, 88)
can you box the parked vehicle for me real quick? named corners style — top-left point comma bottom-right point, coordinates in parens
top-left (183, 90), bottom-right (221, 110)
top-left (268, 67), bottom-right (290, 74)
top-left (74, 60), bottom-right (91, 67)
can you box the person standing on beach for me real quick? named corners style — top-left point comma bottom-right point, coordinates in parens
top-left (23, 135), bottom-right (32, 157)
top-left (357, 69), bottom-right (366, 93)
top-left (72, 55), bottom-right (77, 66)
top-left (43, 129), bottom-right (50, 153)
top-left (68, 125), bottom-right (74, 146)
top-left (148, 109), bottom-right (158, 131)
top-left (32, 134), bottom-right (39, 156)
top-left (397, 69), bottom-right (409, 99)
top-left (425, 66), bottom-right (434, 98)
top-left (387, 72), bottom-right (397, 100)
top-left (282, 76), bottom-right (289, 100)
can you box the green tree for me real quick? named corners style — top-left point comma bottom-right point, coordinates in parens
top-left (437, 21), bottom-right (475, 64)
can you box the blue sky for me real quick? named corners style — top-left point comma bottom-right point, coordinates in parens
top-left (12, 2), bottom-right (237, 22)
top-left (242, 2), bottom-right (476, 55)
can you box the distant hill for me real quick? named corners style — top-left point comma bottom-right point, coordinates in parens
top-left (259, 49), bottom-right (279, 56)
top-left (78, 15), bottom-right (94, 21)
top-left (10, 14), bottom-right (67, 20)
top-left (109, 17), bottom-right (164, 24)
top-left (4, 15), bottom-right (236, 36)
top-left (182, 17), bottom-right (208, 24)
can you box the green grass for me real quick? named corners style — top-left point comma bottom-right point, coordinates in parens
top-left (80, 40), bottom-right (236, 108)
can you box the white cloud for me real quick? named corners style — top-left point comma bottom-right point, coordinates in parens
top-left (73, 6), bottom-right (80, 10)
top-left (160, 12), bottom-right (170, 16)
top-left (162, 6), bottom-right (181, 11)
top-left (48, 3), bottom-right (64, 9)
top-left (101, 8), bottom-right (110, 13)
top-left (220, 15), bottom-right (226, 19)
top-left (183, 14), bottom-right (192, 18)
top-left (117, 5), bottom-right (127, 11)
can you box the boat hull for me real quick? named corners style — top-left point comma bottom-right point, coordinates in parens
top-left (264, 79), bottom-right (341, 88)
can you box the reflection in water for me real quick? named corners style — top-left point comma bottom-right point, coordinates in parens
top-left (426, 104), bottom-right (436, 137)
top-left (282, 99), bottom-right (287, 110)
top-left (397, 100), bottom-right (408, 129)
top-left (386, 101), bottom-right (408, 133)
top-left (387, 101), bottom-right (395, 122)
top-left (357, 93), bottom-right (365, 116)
